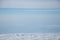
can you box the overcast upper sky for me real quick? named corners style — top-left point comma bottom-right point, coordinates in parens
top-left (0, 0), bottom-right (60, 8)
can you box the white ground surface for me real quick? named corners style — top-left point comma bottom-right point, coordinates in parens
top-left (0, 33), bottom-right (60, 40)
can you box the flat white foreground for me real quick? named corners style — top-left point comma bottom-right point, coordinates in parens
top-left (0, 33), bottom-right (60, 40)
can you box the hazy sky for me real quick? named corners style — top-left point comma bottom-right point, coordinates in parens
top-left (0, 0), bottom-right (60, 33)
top-left (0, 0), bottom-right (60, 8)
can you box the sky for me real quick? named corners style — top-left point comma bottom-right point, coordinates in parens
top-left (0, 0), bottom-right (60, 8)
top-left (0, 0), bottom-right (60, 33)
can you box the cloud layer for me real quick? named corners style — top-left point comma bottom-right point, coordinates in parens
top-left (0, 33), bottom-right (60, 40)
top-left (0, 0), bottom-right (60, 8)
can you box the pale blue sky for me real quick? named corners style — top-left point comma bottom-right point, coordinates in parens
top-left (0, 8), bottom-right (60, 33)
top-left (0, 0), bottom-right (60, 33)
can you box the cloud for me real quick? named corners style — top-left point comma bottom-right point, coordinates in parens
top-left (0, 33), bottom-right (60, 40)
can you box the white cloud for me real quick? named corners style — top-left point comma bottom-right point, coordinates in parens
top-left (0, 33), bottom-right (60, 40)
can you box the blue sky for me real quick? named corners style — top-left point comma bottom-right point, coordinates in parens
top-left (0, 0), bottom-right (60, 33)
top-left (0, 8), bottom-right (60, 33)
